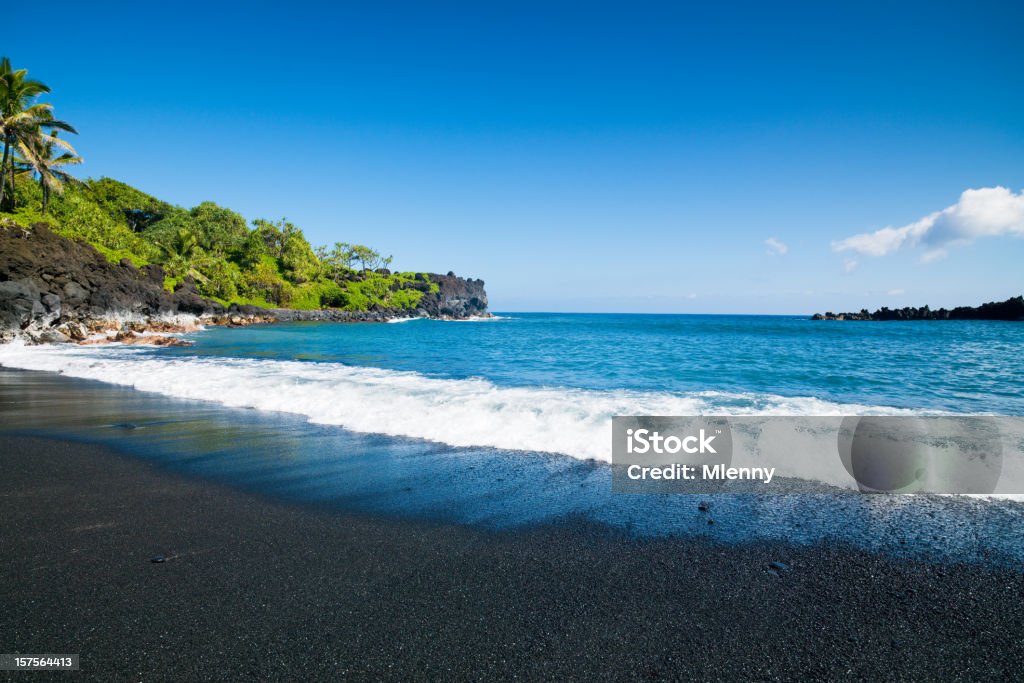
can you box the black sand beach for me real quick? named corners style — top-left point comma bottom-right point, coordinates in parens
top-left (2, 436), bottom-right (1022, 680)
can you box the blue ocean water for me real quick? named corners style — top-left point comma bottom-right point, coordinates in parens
top-left (168, 313), bottom-right (1024, 414)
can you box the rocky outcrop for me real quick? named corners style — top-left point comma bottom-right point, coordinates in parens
top-left (812, 296), bottom-right (1024, 321)
top-left (261, 271), bottom-right (490, 322)
top-left (418, 272), bottom-right (489, 319)
top-left (0, 221), bottom-right (231, 343)
top-left (1, 222), bottom-right (490, 344)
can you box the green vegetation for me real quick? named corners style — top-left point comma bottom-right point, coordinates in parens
top-left (0, 57), bottom-right (439, 312)
top-left (3, 173), bottom-right (436, 311)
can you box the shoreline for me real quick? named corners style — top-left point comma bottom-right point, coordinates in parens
top-left (2, 364), bottom-right (1023, 566)
top-left (2, 434), bottom-right (1022, 680)
top-left (0, 308), bottom-right (495, 347)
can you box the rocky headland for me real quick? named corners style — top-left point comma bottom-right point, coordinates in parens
top-left (811, 296), bottom-right (1024, 321)
top-left (0, 222), bottom-right (489, 345)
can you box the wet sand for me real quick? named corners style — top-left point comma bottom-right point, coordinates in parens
top-left (1, 435), bottom-right (1022, 680)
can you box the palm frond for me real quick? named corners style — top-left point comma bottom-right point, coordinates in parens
top-left (22, 103), bottom-right (54, 117)
top-left (53, 152), bottom-right (84, 166)
top-left (39, 118), bottom-right (77, 135)
top-left (23, 131), bottom-right (77, 155)
top-left (5, 108), bottom-right (51, 126)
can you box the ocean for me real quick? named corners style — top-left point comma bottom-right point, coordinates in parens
top-left (2, 313), bottom-right (1023, 563)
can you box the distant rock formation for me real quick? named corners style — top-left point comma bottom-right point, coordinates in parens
top-left (0, 222), bottom-right (489, 344)
top-left (811, 296), bottom-right (1024, 321)
top-left (418, 271), bottom-right (489, 319)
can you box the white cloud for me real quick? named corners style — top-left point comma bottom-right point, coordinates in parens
top-left (831, 186), bottom-right (1024, 261)
top-left (887, 289), bottom-right (905, 296)
top-left (686, 293), bottom-right (698, 300)
top-left (843, 259), bottom-right (859, 274)
top-left (764, 237), bottom-right (788, 256)
top-left (833, 226), bottom-right (913, 257)
top-left (920, 248), bottom-right (948, 263)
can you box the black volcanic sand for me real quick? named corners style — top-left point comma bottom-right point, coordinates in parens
top-left (2, 437), bottom-right (1022, 681)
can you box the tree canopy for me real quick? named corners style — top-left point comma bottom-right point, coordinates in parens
top-left (0, 57), bottom-right (81, 213)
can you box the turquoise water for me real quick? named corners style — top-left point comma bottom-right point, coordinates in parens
top-left (169, 314), bottom-right (1024, 414)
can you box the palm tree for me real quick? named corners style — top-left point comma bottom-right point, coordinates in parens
top-left (157, 227), bottom-right (209, 284)
top-left (0, 57), bottom-right (77, 211)
top-left (19, 130), bottom-right (83, 213)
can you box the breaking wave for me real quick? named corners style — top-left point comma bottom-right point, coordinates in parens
top-left (0, 341), bottom-right (913, 463)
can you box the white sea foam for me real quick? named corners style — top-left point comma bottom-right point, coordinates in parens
top-left (0, 341), bottom-right (913, 470)
top-left (77, 311), bottom-right (203, 328)
top-left (443, 315), bottom-right (508, 322)
top-left (386, 315), bottom-right (506, 323)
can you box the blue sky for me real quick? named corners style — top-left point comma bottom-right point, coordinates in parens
top-left (8, 0), bottom-right (1024, 313)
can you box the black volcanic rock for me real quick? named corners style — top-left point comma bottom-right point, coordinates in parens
top-left (171, 278), bottom-right (222, 316)
top-left (0, 279), bottom-right (45, 331)
top-left (812, 296), bottom-right (1024, 321)
top-left (0, 222), bottom-right (225, 341)
top-left (418, 273), bottom-right (489, 318)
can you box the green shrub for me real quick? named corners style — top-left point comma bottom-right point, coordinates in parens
top-left (317, 280), bottom-right (347, 308)
top-left (390, 287), bottom-right (425, 309)
top-left (283, 284), bottom-right (321, 310)
top-left (6, 206), bottom-right (47, 229)
top-left (12, 174), bottom-right (43, 210)
top-left (142, 209), bottom-right (197, 248)
top-left (49, 191), bottom-right (158, 264)
top-left (190, 202), bottom-right (248, 256)
top-left (241, 257), bottom-right (286, 305)
top-left (93, 244), bottom-right (152, 267)
top-left (282, 233), bottom-right (320, 284)
top-left (86, 177), bottom-right (174, 232)
top-left (195, 258), bottom-right (243, 301)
